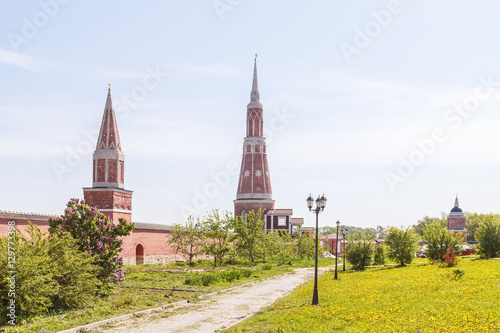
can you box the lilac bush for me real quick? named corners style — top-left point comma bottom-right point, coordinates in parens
top-left (49, 199), bottom-right (134, 287)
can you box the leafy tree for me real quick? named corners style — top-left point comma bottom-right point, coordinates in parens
top-left (263, 231), bottom-right (294, 263)
top-left (168, 216), bottom-right (206, 265)
top-left (413, 215), bottom-right (447, 236)
top-left (423, 223), bottom-right (464, 262)
top-left (319, 226), bottom-right (337, 236)
top-left (376, 225), bottom-right (386, 239)
top-left (385, 226), bottom-right (419, 266)
top-left (321, 225), bottom-right (376, 238)
top-left (344, 233), bottom-right (374, 271)
top-left (475, 216), bottom-right (500, 258)
top-left (203, 209), bottom-right (234, 266)
top-left (233, 209), bottom-right (266, 263)
top-left (49, 198), bottom-right (134, 287)
top-left (296, 231), bottom-right (316, 259)
top-left (373, 245), bottom-right (386, 266)
top-left (0, 224), bottom-right (99, 324)
top-left (465, 212), bottom-right (500, 242)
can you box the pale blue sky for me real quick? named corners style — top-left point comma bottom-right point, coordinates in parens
top-left (2, 1), bottom-right (500, 229)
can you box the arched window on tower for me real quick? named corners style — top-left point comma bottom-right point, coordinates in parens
top-left (136, 244), bottom-right (144, 265)
top-left (242, 211), bottom-right (247, 222)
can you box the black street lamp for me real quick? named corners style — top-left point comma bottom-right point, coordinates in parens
top-left (334, 220), bottom-right (340, 280)
top-left (307, 193), bottom-right (327, 306)
top-left (342, 229), bottom-right (347, 271)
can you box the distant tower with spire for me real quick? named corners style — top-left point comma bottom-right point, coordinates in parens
top-left (447, 195), bottom-right (467, 241)
top-left (83, 86), bottom-right (133, 223)
top-left (234, 56), bottom-right (275, 218)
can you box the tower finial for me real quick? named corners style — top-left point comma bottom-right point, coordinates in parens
top-left (248, 55), bottom-right (262, 109)
top-left (454, 194), bottom-right (459, 208)
top-left (108, 83), bottom-right (111, 92)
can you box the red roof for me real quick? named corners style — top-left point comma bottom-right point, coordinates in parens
top-left (266, 209), bottom-right (293, 216)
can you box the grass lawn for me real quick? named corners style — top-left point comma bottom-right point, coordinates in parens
top-left (228, 258), bottom-right (500, 333)
top-left (1, 258), bottom-right (334, 333)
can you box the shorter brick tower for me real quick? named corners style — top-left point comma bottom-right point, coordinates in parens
top-left (447, 195), bottom-right (467, 241)
top-left (234, 56), bottom-right (275, 218)
top-left (83, 86), bottom-right (133, 223)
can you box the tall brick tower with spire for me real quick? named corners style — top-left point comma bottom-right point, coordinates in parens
top-left (234, 56), bottom-right (275, 218)
top-left (83, 86), bottom-right (133, 223)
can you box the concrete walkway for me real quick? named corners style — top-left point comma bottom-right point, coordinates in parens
top-left (94, 266), bottom-right (333, 333)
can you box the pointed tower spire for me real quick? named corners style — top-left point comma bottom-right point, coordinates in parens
top-left (247, 54), bottom-right (263, 109)
top-left (97, 86), bottom-right (122, 152)
top-left (84, 85), bottom-right (133, 224)
top-left (454, 194), bottom-right (459, 208)
top-left (235, 56), bottom-right (274, 217)
top-left (92, 86), bottom-right (125, 188)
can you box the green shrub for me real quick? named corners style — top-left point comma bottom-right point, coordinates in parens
top-left (0, 224), bottom-right (100, 325)
top-left (475, 217), bottom-right (500, 258)
top-left (262, 264), bottom-right (273, 271)
top-left (373, 245), bottom-right (386, 266)
top-left (184, 268), bottom-right (253, 286)
top-left (423, 223), bottom-right (463, 262)
top-left (201, 273), bottom-right (218, 286)
top-left (385, 226), bottom-right (419, 266)
top-left (344, 233), bottom-right (374, 271)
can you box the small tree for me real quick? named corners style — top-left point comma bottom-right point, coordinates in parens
top-left (344, 233), bottom-right (374, 271)
top-left (385, 226), bottom-right (419, 266)
top-left (373, 245), bottom-right (386, 266)
top-left (296, 232), bottom-right (316, 259)
top-left (233, 209), bottom-right (266, 263)
top-left (49, 199), bottom-right (134, 287)
top-left (203, 209), bottom-right (234, 266)
top-left (423, 223), bottom-right (464, 262)
top-left (475, 216), bottom-right (500, 258)
top-left (413, 215), bottom-right (447, 236)
top-left (376, 225), bottom-right (386, 239)
top-left (168, 216), bottom-right (206, 265)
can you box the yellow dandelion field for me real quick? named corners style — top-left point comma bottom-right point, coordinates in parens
top-left (228, 258), bottom-right (500, 332)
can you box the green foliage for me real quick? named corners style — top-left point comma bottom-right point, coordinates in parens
top-left (423, 223), bottom-right (464, 262)
top-left (344, 233), bottom-right (374, 271)
top-left (49, 198), bottom-right (134, 286)
top-left (321, 225), bottom-right (376, 238)
top-left (262, 231), bottom-right (294, 263)
top-left (376, 225), bottom-right (386, 239)
top-left (296, 232), bottom-right (316, 259)
top-left (167, 216), bottom-right (206, 265)
top-left (448, 268), bottom-right (465, 280)
top-left (203, 209), bottom-right (234, 266)
top-left (373, 245), bottom-right (386, 266)
top-left (475, 216), bottom-right (500, 258)
top-left (183, 268), bottom-right (253, 286)
top-left (0, 224), bottom-right (99, 325)
top-left (464, 212), bottom-right (500, 242)
top-left (385, 226), bottom-right (419, 266)
top-left (413, 215), bottom-right (447, 236)
top-left (232, 209), bottom-right (266, 263)
top-left (262, 263), bottom-right (272, 270)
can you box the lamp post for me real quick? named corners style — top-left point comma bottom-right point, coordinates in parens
top-left (334, 220), bottom-right (340, 280)
top-left (342, 229), bottom-right (347, 271)
top-left (307, 194), bottom-right (326, 306)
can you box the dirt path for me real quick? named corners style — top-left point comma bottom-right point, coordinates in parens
top-left (94, 266), bottom-right (333, 333)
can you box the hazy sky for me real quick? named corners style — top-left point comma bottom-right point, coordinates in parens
top-left (2, 1), bottom-right (500, 229)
